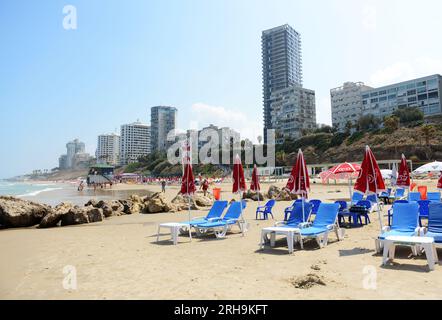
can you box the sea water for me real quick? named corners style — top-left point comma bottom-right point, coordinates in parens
top-left (0, 181), bottom-right (63, 197)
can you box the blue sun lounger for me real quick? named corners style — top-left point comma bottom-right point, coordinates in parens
top-left (275, 202), bottom-right (312, 227)
top-left (195, 201), bottom-right (247, 238)
top-left (423, 202), bottom-right (442, 248)
top-left (296, 203), bottom-right (343, 249)
top-left (184, 200), bottom-right (228, 226)
top-left (375, 202), bottom-right (420, 253)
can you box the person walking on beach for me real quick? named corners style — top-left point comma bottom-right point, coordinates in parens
top-left (201, 178), bottom-right (209, 197)
top-left (161, 180), bottom-right (166, 193)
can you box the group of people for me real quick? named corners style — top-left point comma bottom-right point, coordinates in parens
top-left (161, 175), bottom-right (211, 196)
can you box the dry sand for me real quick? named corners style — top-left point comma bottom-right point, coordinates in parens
top-left (1, 180), bottom-right (441, 300)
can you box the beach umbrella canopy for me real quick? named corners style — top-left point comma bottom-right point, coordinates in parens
top-left (328, 162), bottom-right (361, 176)
top-left (396, 154), bottom-right (410, 188)
top-left (413, 161), bottom-right (442, 175)
top-left (250, 165), bottom-right (260, 192)
top-left (286, 149), bottom-right (310, 197)
top-left (232, 154), bottom-right (247, 194)
top-left (354, 146), bottom-right (385, 229)
top-left (354, 146), bottom-right (386, 195)
top-left (380, 169), bottom-right (393, 180)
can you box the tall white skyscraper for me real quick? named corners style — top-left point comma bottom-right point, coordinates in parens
top-left (150, 106), bottom-right (177, 152)
top-left (262, 24), bottom-right (303, 142)
top-left (119, 122), bottom-right (151, 165)
top-left (96, 133), bottom-right (121, 166)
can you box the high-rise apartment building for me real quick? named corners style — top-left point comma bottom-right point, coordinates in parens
top-left (150, 106), bottom-right (177, 152)
top-left (269, 86), bottom-right (316, 143)
top-left (331, 75), bottom-right (442, 131)
top-left (262, 24), bottom-right (303, 142)
top-left (331, 82), bottom-right (373, 132)
top-left (120, 122), bottom-right (151, 165)
top-left (96, 133), bottom-right (121, 166)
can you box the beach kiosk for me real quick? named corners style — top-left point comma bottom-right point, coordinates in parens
top-left (87, 164), bottom-right (115, 187)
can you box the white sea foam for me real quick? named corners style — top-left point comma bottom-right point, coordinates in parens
top-left (17, 187), bottom-right (63, 197)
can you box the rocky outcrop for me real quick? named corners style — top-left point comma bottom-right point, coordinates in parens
top-left (143, 193), bottom-right (174, 213)
top-left (267, 185), bottom-right (297, 201)
top-left (39, 202), bottom-right (74, 228)
top-left (61, 206), bottom-right (89, 226)
top-left (243, 190), bottom-right (266, 201)
top-left (0, 196), bottom-right (52, 228)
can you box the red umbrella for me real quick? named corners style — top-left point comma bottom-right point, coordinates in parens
top-left (286, 149), bottom-right (310, 197)
top-left (232, 154), bottom-right (246, 234)
top-left (322, 162), bottom-right (361, 199)
top-left (232, 154), bottom-right (247, 194)
top-left (181, 140), bottom-right (196, 240)
top-left (286, 149), bottom-right (310, 222)
top-left (354, 146), bottom-right (386, 229)
top-left (396, 154), bottom-right (411, 189)
top-left (438, 173), bottom-right (442, 190)
top-left (250, 165), bottom-right (260, 192)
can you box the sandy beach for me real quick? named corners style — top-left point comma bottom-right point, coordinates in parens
top-left (1, 180), bottom-right (441, 300)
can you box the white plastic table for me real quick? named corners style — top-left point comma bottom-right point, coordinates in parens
top-left (260, 226), bottom-right (301, 254)
top-left (157, 223), bottom-right (189, 245)
top-left (383, 236), bottom-right (439, 271)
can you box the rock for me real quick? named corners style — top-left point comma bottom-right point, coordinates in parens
top-left (85, 199), bottom-right (99, 207)
top-left (118, 200), bottom-right (135, 214)
top-left (194, 193), bottom-right (214, 207)
top-left (101, 204), bottom-right (114, 218)
top-left (267, 185), bottom-right (281, 199)
top-left (110, 200), bottom-right (124, 214)
top-left (243, 190), bottom-right (266, 201)
top-left (0, 196), bottom-right (52, 228)
top-left (39, 202), bottom-right (74, 228)
top-left (61, 206), bottom-right (89, 226)
top-left (86, 207), bottom-right (104, 223)
top-left (276, 189), bottom-right (298, 201)
top-left (171, 194), bottom-right (199, 211)
top-left (141, 192), bottom-right (173, 214)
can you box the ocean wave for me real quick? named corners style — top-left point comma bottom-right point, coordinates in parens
top-left (17, 187), bottom-right (63, 197)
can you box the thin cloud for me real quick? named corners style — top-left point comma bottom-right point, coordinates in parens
top-left (189, 103), bottom-right (263, 143)
top-left (368, 57), bottom-right (442, 87)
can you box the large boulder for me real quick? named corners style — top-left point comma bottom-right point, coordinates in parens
top-left (243, 190), bottom-right (266, 201)
top-left (194, 192), bottom-right (215, 207)
top-left (276, 189), bottom-right (298, 201)
top-left (118, 200), bottom-right (135, 214)
top-left (171, 194), bottom-right (199, 211)
top-left (86, 207), bottom-right (104, 223)
top-left (61, 206), bottom-right (89, 226)
top-left (267, 185), bottom-right (281, 199)
top-left (0, 196), bottom-right (52, 228)
top-left (39, 202), bottom-right (74, 228)
top-left (144, 193), bottom-right (171, 213)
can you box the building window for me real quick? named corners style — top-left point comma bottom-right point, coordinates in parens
top-left (428, 91), bottom-right (439, 99)
top-left (418, 94), bottom-right (428, 101)
top-left (371, 98), bottom-right (378, 103)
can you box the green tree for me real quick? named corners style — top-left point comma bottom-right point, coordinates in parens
top-left (357, 114), bottom-right (379, 131)
top-left (393, 106), bottom-right (424, 125)
top-left (383, 115), bottom-right (400, 133)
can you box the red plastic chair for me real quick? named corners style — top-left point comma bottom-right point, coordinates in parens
top-left (410, 182), bottom-right (417, 191)
top-left (418, 186), bottom-right (428, 200)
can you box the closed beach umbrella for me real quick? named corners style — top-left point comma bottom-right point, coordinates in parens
top-left (250, 164), bottom-right (261, 204)
top-left (250, 165), bottom-right (261, 192)
top-left (438, 173), bottom-right (442, 190)
top-left (354, 146), bottom-right (386, 229)
top-left (413, 161), bottom-right (442, 175)
top-left (181, 140), bottom-right (196, 240)
top-left (396, 154), bottom-right (410, 188)
top-left (286, 149), bottom-right (310, 222)
top-left (232, 154), bottom-right (246, 232)
top-left (232, 154), bottom-right (247, 194)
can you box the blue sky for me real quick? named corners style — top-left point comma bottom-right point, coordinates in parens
top-left (1, 0), bottom-right (442, 178)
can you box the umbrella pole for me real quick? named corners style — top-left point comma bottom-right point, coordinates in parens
top-left (376, 196), bottom-right (383, 230)
top-left (348, 178), bottom-right (353, 201)
top-left (188, 196), bottom-right (192, 242)
top-left (302, 195), bottom-right (305, 223)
